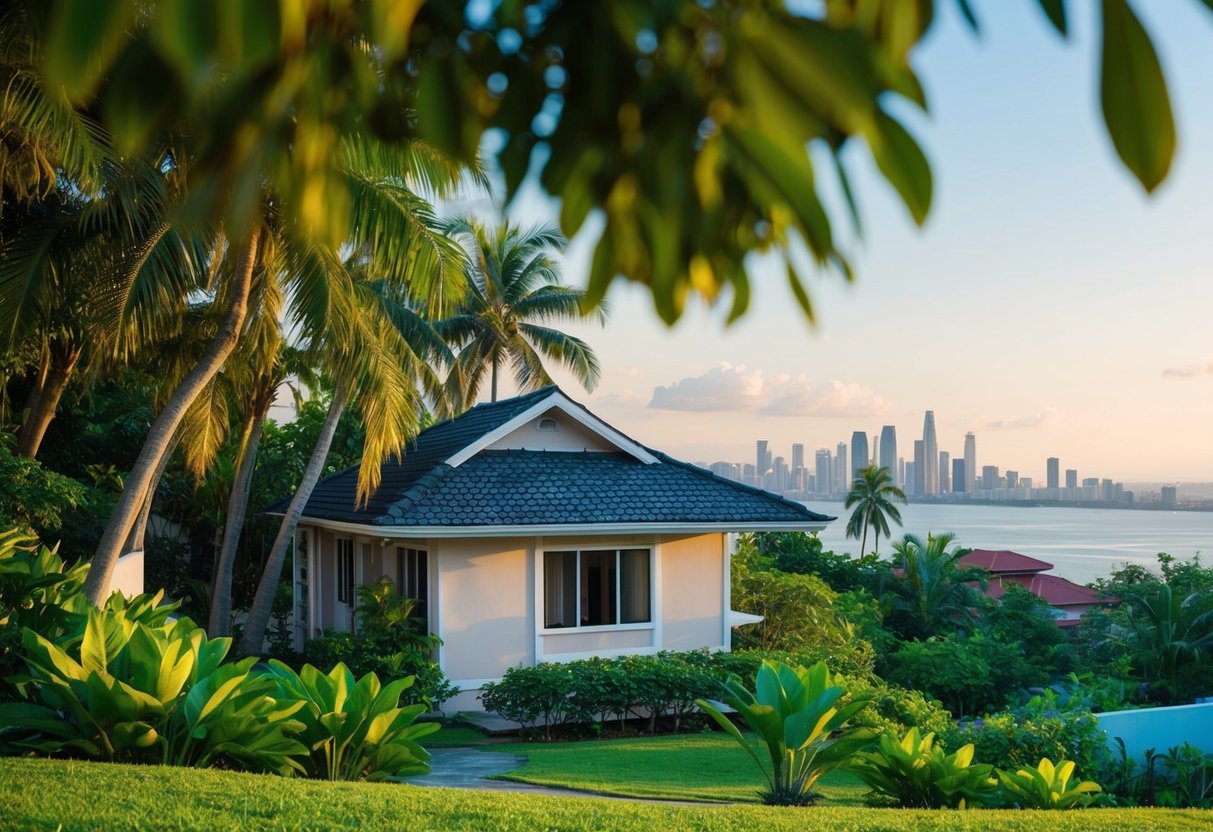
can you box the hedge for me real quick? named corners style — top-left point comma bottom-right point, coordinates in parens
top-left (2, 758), bottom-right (1207, 831)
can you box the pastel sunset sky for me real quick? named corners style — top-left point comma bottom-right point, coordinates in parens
top-left (456, 1), bottom-right (1213, 482)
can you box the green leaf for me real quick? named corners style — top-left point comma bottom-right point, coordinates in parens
top-left (1036, 0), bottom-right (1068, 35)
top-left (867, 112), bottom-right (933, 225)
top-left (1099, 0), bottom-right (1176, 193)
top-left (44, 0), bottom-right (138, 100)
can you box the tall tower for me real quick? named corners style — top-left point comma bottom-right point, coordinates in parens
top-left (922, 411), bottom-right (938, 495)
top-left (1046, 457), bottom-right (1060, 490)
top-left (756, 440), bottom-right (770, 481)
top-left (835, 442), bottom-right (848, 492)
top-left (815, 449), bottom-right (831, 495)
top-left (952, 458), bottom-right (966, 493)
top-left (879, 425), bottom-right (897, 481)
top-left (963, 432), bottom-right (977, 493)
top-left (850, 431), bottom-right (869, 485)
top-left (792, 443), bottom-right (805, 473)
top-left (912, 439), bottom-right (925, 497)
top-left (939, 451), bottom-right (950, 492)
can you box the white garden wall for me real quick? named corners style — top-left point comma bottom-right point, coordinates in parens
top-left (1095, 702), bottom-right (1213, 759)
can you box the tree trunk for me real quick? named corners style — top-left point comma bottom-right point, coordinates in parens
top-left (490, 355), bottom-right (498, 402)
top-left (873, 526), bottom-right (880, 555)
top-left (208, 408), bottom-right (268, 637)
top-left (83, 227), bottom-right (261, 606)
top-left (123, 431), bottom-right (181, 556)
top-left (238, 384), bottom-right (347, 656)
top-left (15, 342), bottom-right (82, 458)
top-left (859, 515), bottom-right (869, 557)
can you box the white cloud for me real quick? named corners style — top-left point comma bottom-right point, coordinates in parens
top-left (1162, 359), bottom-right (1213, 379)
top-left (984, 408), bottom-right (1066, 430)
top-left (648, 364), bottom-right (888, 417)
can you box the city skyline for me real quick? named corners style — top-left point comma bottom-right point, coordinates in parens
top-left (464, 1), bottom-right (1213, 482)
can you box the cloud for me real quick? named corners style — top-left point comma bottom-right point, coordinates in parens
top-left (648, 364), bottom-right (889, 417)
top-left (984, 408), bottom-right (1066, 430)
top-left (1162, 359), bottom-right (1213, 379)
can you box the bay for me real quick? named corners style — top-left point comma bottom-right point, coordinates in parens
top-left (801, 502), bottom-right (1213, 585)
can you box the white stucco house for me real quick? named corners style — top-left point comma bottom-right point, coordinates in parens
top-left (274, 386), bottom-right (834, 711)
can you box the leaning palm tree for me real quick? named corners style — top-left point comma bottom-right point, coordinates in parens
top-left (440, 218), bottom-right (605, 406)
top-left (882, 532), bottom-right (985, 640)
top-left (844, 465), bottom-right (906, 556)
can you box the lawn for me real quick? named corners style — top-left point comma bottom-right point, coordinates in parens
top-left (485, 733), bottom-right (869, 804)
top-left (419, 725), bottom-right (492, 748)
top-left (2, 758), bottom-right (1209, 832)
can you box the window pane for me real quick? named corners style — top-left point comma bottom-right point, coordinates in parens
top-left (580, 550), bottom-right (617, 626)
top-left (620, 549), bottom-right (651, 624)
top-left (397, 547), bottom-right (428, 621)
top-left (544, 551), bottom-right (577, 628)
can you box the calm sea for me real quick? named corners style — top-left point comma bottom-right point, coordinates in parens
top-left (800, 502), bottom-right (1213, 585)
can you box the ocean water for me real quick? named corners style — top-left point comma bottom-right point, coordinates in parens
top-left (801, 502), bottom-right (1213, 585)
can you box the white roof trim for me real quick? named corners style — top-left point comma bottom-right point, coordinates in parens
top-left (729, 610), bottom-right (765, 628)
top-left (444, 390), bottom-right (658, 468)
top-left (285, 517), bottom-right (832, 539)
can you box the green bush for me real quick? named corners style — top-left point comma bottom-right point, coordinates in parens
top-left (849, 728), bottom-right (998, 808)
top-left (1101, 741), bottom-right (1213, 808)
top-left (696, 660), bottom-right (873, 805)
top-left (943, 711), bottom-right (1108, 782)
top-left (265, 660), bottom-right (436, 781)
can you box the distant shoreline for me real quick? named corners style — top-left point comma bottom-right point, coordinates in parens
top-left (800, 497), bottom-right (1213, 513)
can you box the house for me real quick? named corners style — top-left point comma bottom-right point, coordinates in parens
top-left (961, 548), bottom-right (1116, 627)
top-left (275, 386), bottom-right (833, 711)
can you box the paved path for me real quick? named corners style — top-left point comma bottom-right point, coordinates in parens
top-left (404, 748), bottom-right (719, 805)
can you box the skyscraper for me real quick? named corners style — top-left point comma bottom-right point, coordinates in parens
top-left (1047, 457), bottom-right (1060, 490)
top-left (904, 462), bottom-right (916, 496)
top-left (815, 449), bottom-right (832, 495)
top-left (1066, 469), bottom-right (1078, 489)
top-left (963, 432), bottom-right (977, 493)
top-left (835, 442), bottom-right (848, 492)
top-left (898, 456), bottom-right (905, 486)
top-left (792, 443), bottom-right (805, 472)
top-left (939, 451), bottom-right (950, 492)
top-left (879, 425), bottom-right (897, 480)
top-left (1006, 470), bottom-right (1019, 489)
top-left (952, 458), bottom-right (966, 493)
top-left (922, 411), bottom-right (938, 495)
top-left (912, 439), bottom-right (925, 497)
top-left (982, 465), bottom-right (1000, 491)
top-left (756, 440), bottom-right (771, 481)
top-left (850, 431), bottom-right (869, 485)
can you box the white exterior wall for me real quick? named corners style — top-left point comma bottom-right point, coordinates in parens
top-left (1096, 702), bottom-right (1213, 759)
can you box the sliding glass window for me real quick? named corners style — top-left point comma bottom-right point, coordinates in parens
top-left (542, 548), bottom-right (651, 628)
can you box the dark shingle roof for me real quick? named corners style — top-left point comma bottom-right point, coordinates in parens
top-left (275, 387), bottom-right (833, 529)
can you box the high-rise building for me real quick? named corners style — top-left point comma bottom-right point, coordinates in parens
top-left (879, 425), bottom-right (897, 481)
top-left (815, 449), bottom-right (832, 495)
top-left (1006, 470), bottom-right (1019, 489)
top-left (1047, 457), bottom-right (1060, 490)
top-left (792, 443), bottom-right (805, 472)
top-left (939, 451), bottom-right (950, 492)
top-left (922, 411), bottom-right (938, 495)
top-left (952, 458), bottom-right (966, 493)
top-left (850, 431), bottom-right (869, 485)
top-left (1066, 469), bottom-right (1078, 489)
top-left (1161, 485), bottom-right (1178, 505)
top-left (912, 439), bottom-right (925, 496)
top-left (835, 442), bottom-right (848, 492)
top-left (982, 465), bottom-right (1000, 491)
top-left (773, 456), bottom-right (789, 491)
top-left (756, 440), bottom-right (771, 480)
top-left (963, 432), bottom-right (977, 493)
top-left (904, 462), bottom-right (916, 496)
top-left (898, 456), bottom-right (905, 486)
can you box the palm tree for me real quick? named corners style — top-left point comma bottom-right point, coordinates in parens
top-left (844, 465), bottom-right (906, 556)
top-left (882, 532), bottom-right (985, 640)
top-left (440, 219), bottom-right (605, 406)
top-left (1106, 584), bottom-right (1213, 701)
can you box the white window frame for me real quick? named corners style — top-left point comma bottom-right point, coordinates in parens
top-left (538, 545), bottom-right (655, 634)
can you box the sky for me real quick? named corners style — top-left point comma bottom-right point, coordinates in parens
top-left (451, 1), bottom-right (1213, 483)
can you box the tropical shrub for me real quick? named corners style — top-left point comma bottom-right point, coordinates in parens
top-left (998, 757), bottom-right (1102, 809)
top-left (1100, 741), bottom-right (1213, 808)
top-left (0, 608), bottom-right (307, 774)
top-left (303, 632), bottom-right (456, 709)
top-left (0, 446), bottom-right (89, 537)
top-left (265, 660), bottom-right (437, 781)
top-left (943, 711), bottom-right (1108, 780)
top-left (882, 633), bottom-right (1038, 716)
top-left (696, 660), bottom-right (873, 805)
top-left (849, 728), bottom-right (998, 808)
top-left (479, 662), bottom-right (579, 739)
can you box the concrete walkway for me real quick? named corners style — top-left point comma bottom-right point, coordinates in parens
top-left (404, 748), bottom-right (720, 804)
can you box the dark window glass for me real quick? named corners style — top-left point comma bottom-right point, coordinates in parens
top-left (580, 550), bottom-right (617, 626)
top-left (544, 551), bottom-right (577, 628)
top-left (620, 549), bottom-right (651, 624)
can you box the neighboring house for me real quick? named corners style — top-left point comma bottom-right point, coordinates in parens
top-left (272, 386), bottom-right (833, 711)
top-left (962, 548), bottom-right (1117, 627)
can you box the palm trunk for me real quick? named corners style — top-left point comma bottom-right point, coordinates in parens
top-left (490, 355), bottom-right (498, 402)
top-left (84, 227), bottom-right (261, 606)
top-left (873, 526), bottom-right (880, 555)
top-left (860, 516), bottom-right (869, 557)
top-left (123, 431), bottom-right (181, 556)
top-left (15, 342), bottom-right (82, 458)
top-left (208, 408), bottom-right (268, 637)
top-left (238, 384), bottom-right (347, 656)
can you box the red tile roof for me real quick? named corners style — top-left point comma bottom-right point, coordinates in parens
top-left (987, 573), bottom-right (1114, 608)
top-left (962, 549), bottom-right (1053, 575)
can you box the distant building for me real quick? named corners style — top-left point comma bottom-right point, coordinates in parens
top-left (773, 456), bottom-right (790, 491)
top-left (952, 458), bottom-right (966, 493)
top-left (961, 549), bottom-right (1117, 628)
top-left (792, 443), bottom-right (804, 472)
top-left (913, 440), bottom-right (925, 496)
top-left (1006, 470), bottom-right (1019, 489)
top-left (982, 465), bottom-right (1000, 491)
top-left (1161, 485), bottom-right (1178, 506)
top-left (963, 432), bottom-right (977, 492)
top-left (851, 431), bottom-right (869, 485)
top-left (756, 440), bottom-right (771, 482)
top-left (836, 442), bottom-right (848, 492)
top-left (898, 456), bottom-right (905, 487)
top-left (922, 411), bottom-right (938, 495)
top-left (1047, 457), bottom-right (1060, 490)
top-left (1066, 469), bottom-right (1078, 489)
top-left (879, 425), bottom-right (897, 482)
top-left (905, 461), bottom-right (916, 496)
top-left (939, 451), bottom-right (950, 493)
top-left (815, 449), bottom-right (832, 495)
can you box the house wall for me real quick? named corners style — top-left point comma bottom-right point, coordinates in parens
top-left (659, 534), bottom-right (726, 651)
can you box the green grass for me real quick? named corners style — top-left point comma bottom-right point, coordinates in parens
top-left (485, 733), bottom-right (869, 804)
top-left (420, 725), bottom-right (492, 748)
top-left (1, 757), bottom-right (1208, 831)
